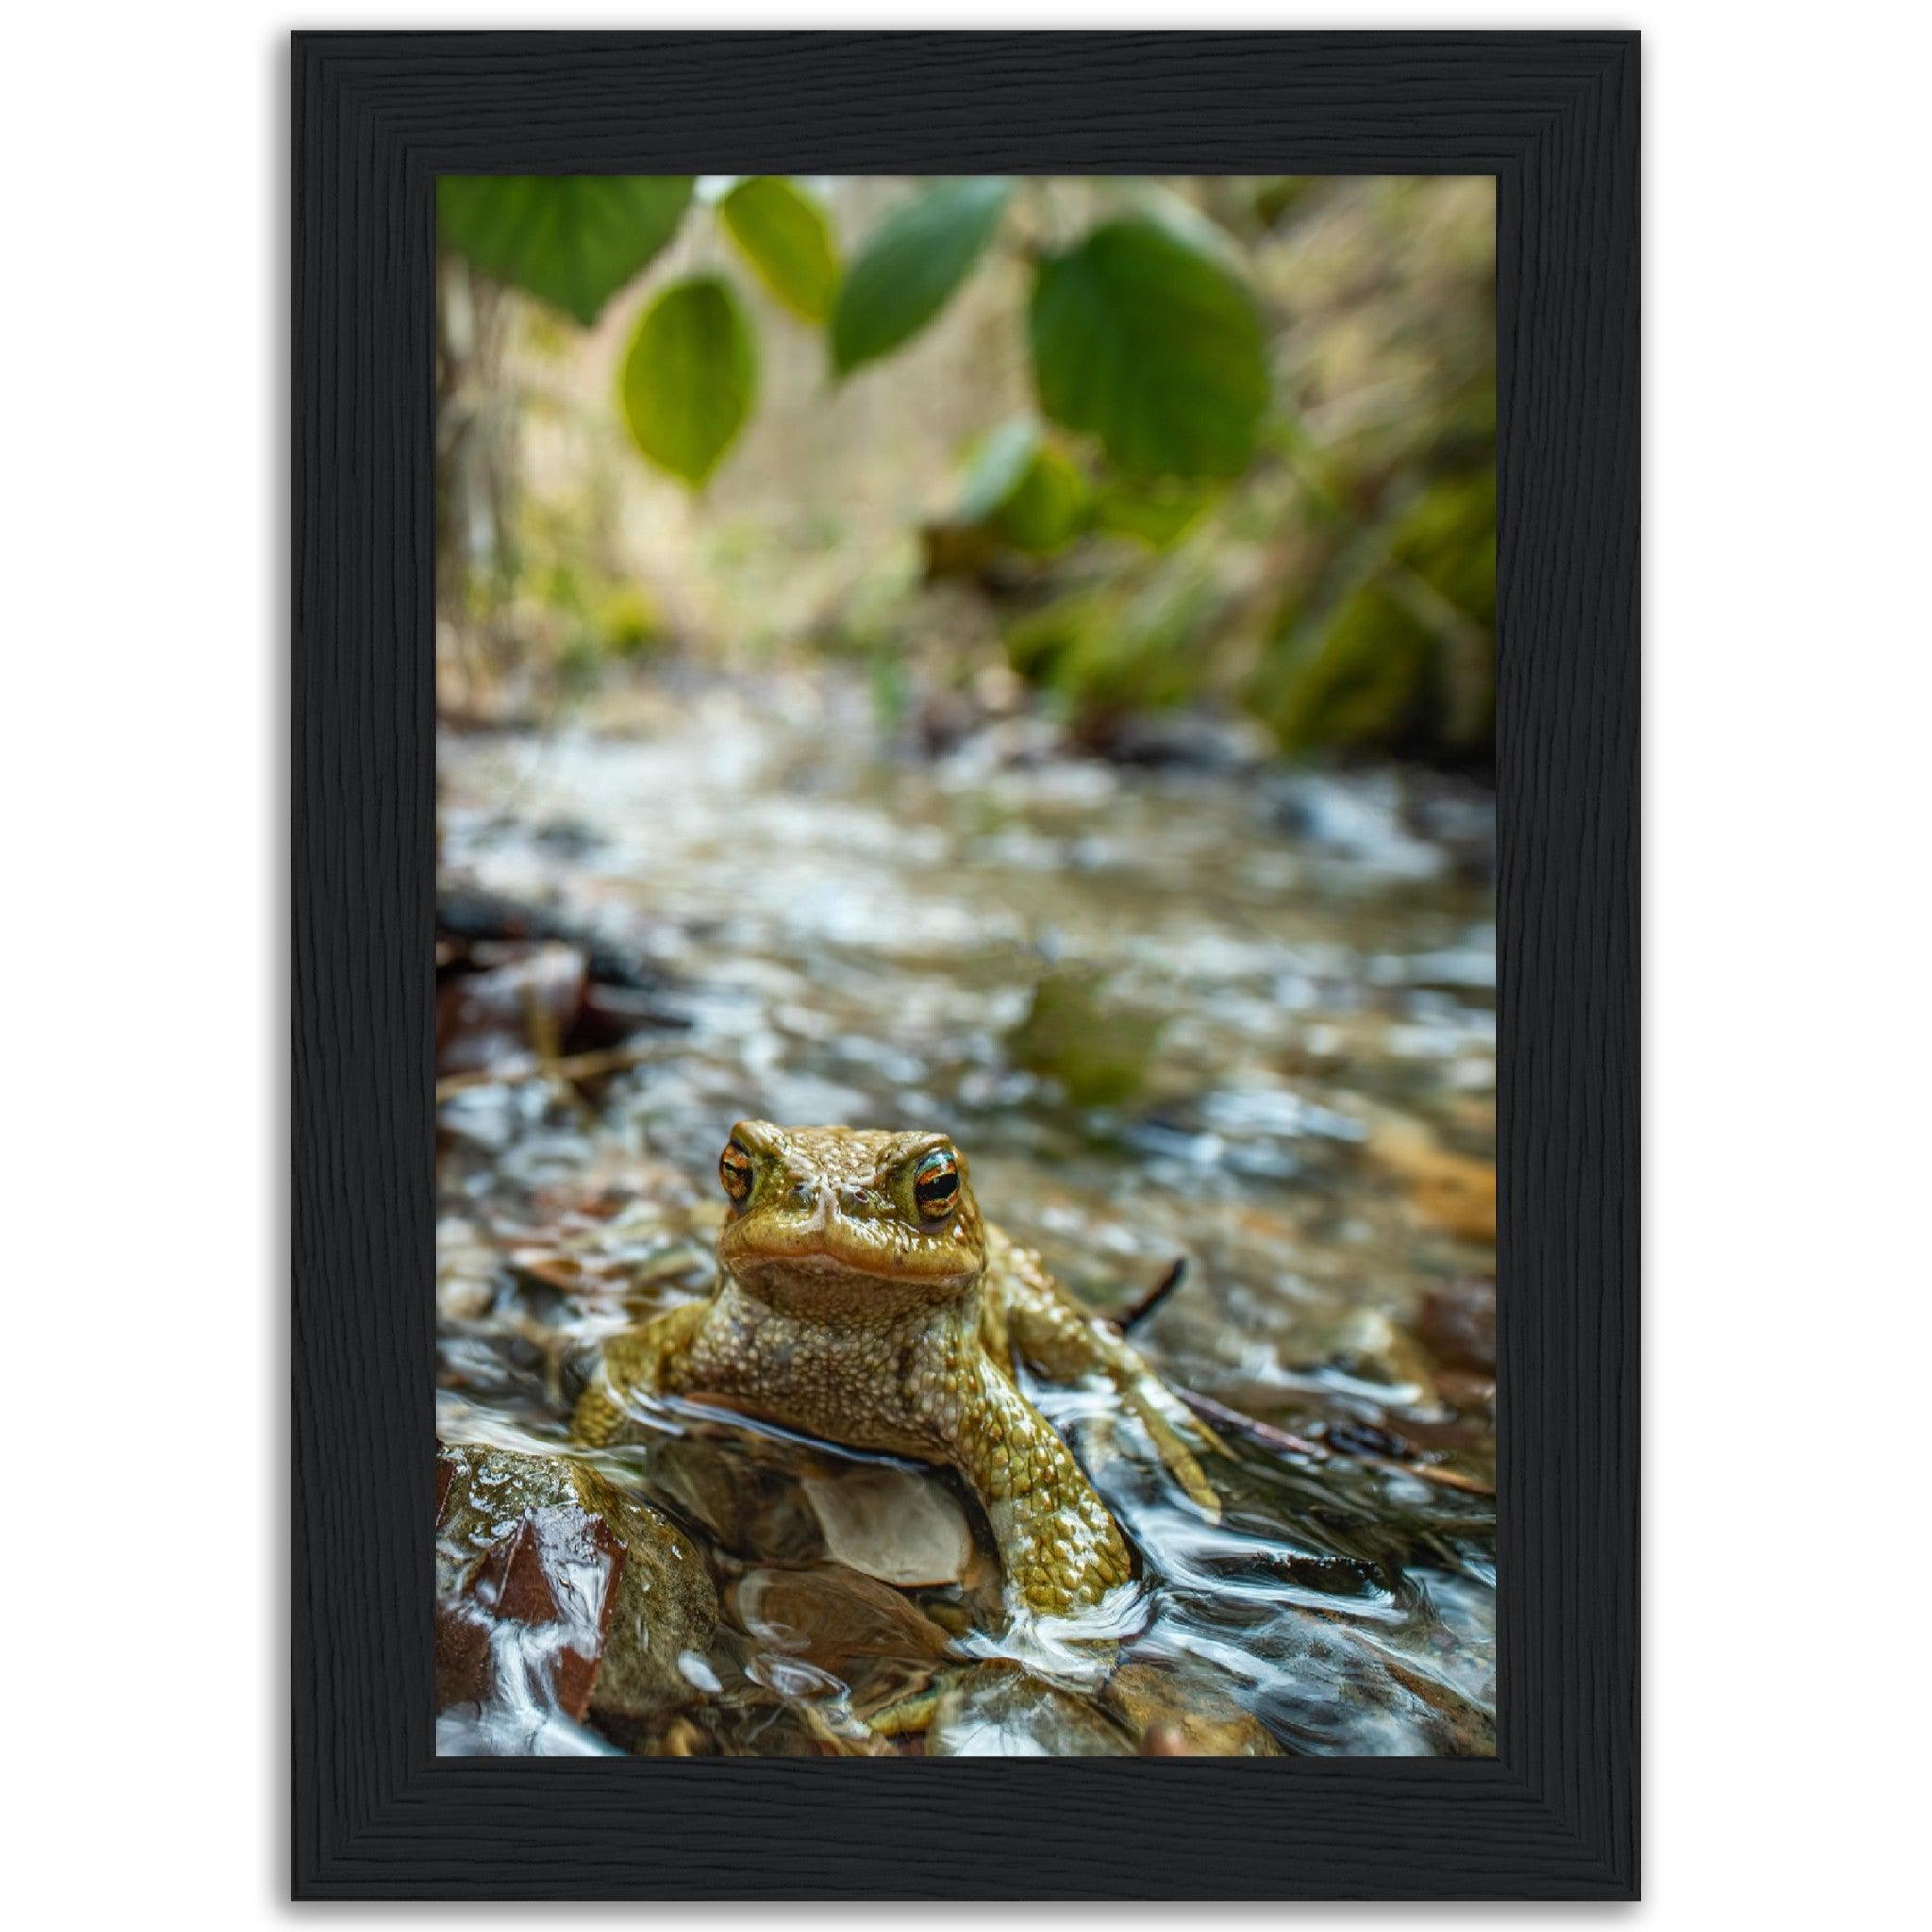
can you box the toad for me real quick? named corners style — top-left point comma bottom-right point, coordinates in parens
top-left (573, 1122), bottom-right (1221, 1616)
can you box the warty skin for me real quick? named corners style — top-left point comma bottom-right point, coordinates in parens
top-left (573, 1120), bottom-right (1222, 1616)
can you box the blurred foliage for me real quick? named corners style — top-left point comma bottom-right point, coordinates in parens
top-left (721, 177), bottom-right (841, 324)
top-left (437, 176), bottom-right (694, 325)
top-left (445, 480), bottom-right (666, 695)
top-left (619, 275), bottom-right (758, 487)
top-left (946, 421), bottom-right (1091, 558)
top-left (436, 175), bottom-right (1494, 762)
top-left (1257, 462), bottom-right (1495, 753)
top-left (831, 177), bottom-right (1009, 375)
top-left (1030, 215), bottom-right (1270, 480)
top-left (1005, 558), bottom-right (1228, 718)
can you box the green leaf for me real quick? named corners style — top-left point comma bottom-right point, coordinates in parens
top-left (944, 419), bottom-right (1088, 558)
top-left (831, 178), bottom-right (1010, 375)
top-left (438, 176), bottom-right (695, 325)
top-left (720, 177), bottom-right (841, 324)
top-left (994, 445), bottom-right (1089, 556)
top-left (618, 275), bottom-right (758, 487)
top-left (956, 419), bottom-right (1042, 524)
top-left (1030, 215), bottom-right (1271, 480)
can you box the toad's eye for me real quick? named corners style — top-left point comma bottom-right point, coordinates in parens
top-left (911, 1148), bottom-right (959, 1221)
top-left (719, 1140), bottom-right (755, 1204)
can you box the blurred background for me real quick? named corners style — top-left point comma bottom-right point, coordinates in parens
top-left (433, 176), bottom-right (1499, 1757)
top-left (435, 175), bottom-right (1493, 759)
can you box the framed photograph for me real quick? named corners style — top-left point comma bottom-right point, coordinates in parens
top-left (292, 28), bottom-right (1636, 1899)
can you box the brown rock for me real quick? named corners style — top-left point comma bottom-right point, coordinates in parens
top-left (1365, 1113), bottom-right (1497, 1245)
top-left (433, 1602), bottom-right (493, 1710)
top-left (1105, 1661), bottom-right (1281, 1757)
top-left (435, 1445), bottom-right (718, 1727)
top-left (1419, 1275), bottom-right (1497, 1375)
top-left (927, 1662), bottom-right (1135, 1757)
top-left (576, 1468), bottom-right (721, 1724)
top-left (435, 941), bottom-right (587, 1076)
top-left (803, 1468), bottom-right (975, 1588)
top-left (733, 1564), bottom-right (955, 1678)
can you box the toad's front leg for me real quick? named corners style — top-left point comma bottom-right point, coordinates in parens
top-left (991, 1242), bottom-right (1224, 1518)
top-left (941, 1363), bottom-right (1133, 1618)
top-left (571, 1300), bottom-right (711, 1447)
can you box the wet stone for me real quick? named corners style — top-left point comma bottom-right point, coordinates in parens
top-left (643, 1435), bottom-right (827, 1564)
top-left (927, 1662), bottom-right (1136, 1757)
top-left (733, 1564), bottom-right (956, 1679)
top-left (436, 1215), bottom-right (501, 1323)
top-left (435, 1444), bottom-right (718, 1731)
top-left (1419, 1274), bottom-right (1497, 1375)
top-left (436, 941), bottom-right (588, 1076)
top-left (803, 1467), bottom-right (975, 1588)
top-left (1364, 1113), bottom-right (1497, 1246)
top-left (1103, 1661), bottom-right (1280, 1757)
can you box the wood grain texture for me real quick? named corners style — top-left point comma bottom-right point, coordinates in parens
top-left (291, 29), bottom-right (1638, 1900)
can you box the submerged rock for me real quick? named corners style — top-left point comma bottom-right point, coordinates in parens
top-left (1008, 964), bottom-right (1163, 1108)
top-left (435, 1443), bottom-right (718, 1733)
top-left (1363, 1112), bottom-right (1497, 1245)
top-left (436, 941), bottom-right (587, 1077)
top-left (1419, 1274), bottom-right (1497, 1375)
top-left (926, 1662), bottom-right (1135, 1757)
top-left (1103, 1660), bottom-right (1281, 1756)
top-left (803, 1467), bottom-right (975, 1588)
top-left (643, 1435), bottom-right (825, 1564)
top-left (733, 1564), bottom-right (956, 1678)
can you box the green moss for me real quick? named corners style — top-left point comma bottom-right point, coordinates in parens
top-left (1008, 965), bottom-right (1162, 1108)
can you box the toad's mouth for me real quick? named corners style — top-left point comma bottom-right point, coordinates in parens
top-left (721, 1225), bottom-right (980, 1292)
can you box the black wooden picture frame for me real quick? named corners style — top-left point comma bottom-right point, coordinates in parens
top-left (291, 28), bottom-right (1638, 1900)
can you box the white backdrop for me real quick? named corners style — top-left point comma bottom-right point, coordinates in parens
top-left (3, 1), bottom-right (1925, 1920)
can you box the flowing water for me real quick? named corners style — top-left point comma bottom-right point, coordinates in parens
top-left (434, 672), bottom-right (1497, 1757)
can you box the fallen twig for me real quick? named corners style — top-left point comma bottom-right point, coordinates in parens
top-left (1177, 1388), bottom-right (1494, 1498)
top-left (1118, 1256), bottom-right (1189, 1333)
top-left (1178, 1389), bottom-right (1325, 1460)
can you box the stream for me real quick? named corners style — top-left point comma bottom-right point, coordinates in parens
top-left (433, 671), bottom-right (1497, 1757)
